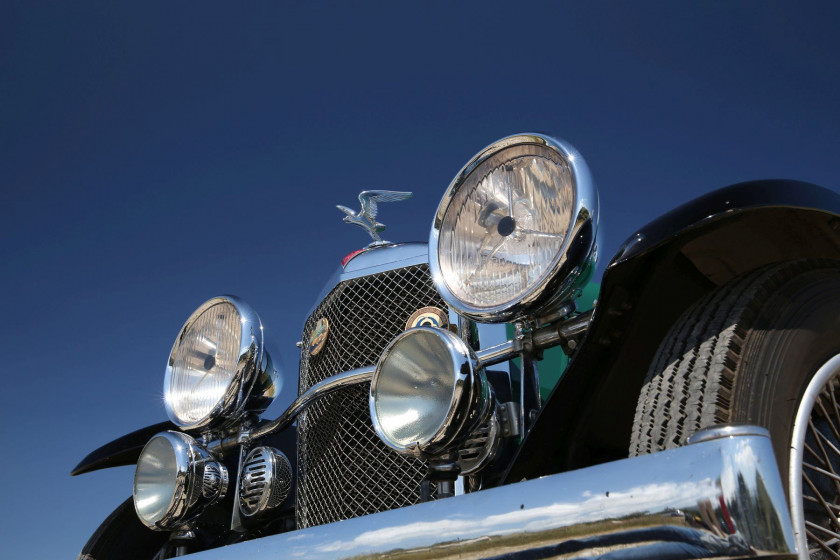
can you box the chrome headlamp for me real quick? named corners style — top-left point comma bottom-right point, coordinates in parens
top-left (164, 296), bottom-right (282, 431)
top-left (429, 133), bottom-right (598, 322)
top-left (133, 431), bottom-right (229, 531)
top-left (369, 327), bottom-right (493, 458)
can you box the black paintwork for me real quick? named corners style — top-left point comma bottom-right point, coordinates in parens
top-left (72, 421), bottom-right (178, 476)
top-left (504, 179), bottom-right (840, 482)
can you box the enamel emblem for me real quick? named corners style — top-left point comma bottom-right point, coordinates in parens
top-left (309, 317), bottom-right (330, 356)
top-left (405, 306), bottom-right (449, 330)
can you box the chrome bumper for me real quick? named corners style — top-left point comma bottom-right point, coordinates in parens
top-left (193, 426), bottom-right (797, 559)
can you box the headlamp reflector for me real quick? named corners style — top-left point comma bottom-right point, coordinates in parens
top-left (133, 431), bottom-right (228, 531)
top-left (370, 327), bottom-right (491, 457)
top-left (133, 435), bottom-right (179, 526)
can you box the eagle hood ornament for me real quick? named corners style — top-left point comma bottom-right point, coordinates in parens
top-left (337, 190), bottom-right (413, 246)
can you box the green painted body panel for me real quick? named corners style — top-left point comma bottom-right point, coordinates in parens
top-left (505, 282), bottom-right (600, 401)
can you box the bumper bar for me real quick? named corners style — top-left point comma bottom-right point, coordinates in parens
top-left (193, 426), bottom-right (796, 559)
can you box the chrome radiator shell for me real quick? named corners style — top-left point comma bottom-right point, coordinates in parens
top-left (296, 249), bottom-right (447, 528)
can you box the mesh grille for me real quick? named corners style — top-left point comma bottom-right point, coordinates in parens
top-left (297, 264), bottom-right (446, 528)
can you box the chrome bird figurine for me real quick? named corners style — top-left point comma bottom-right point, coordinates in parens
top-left (337, 190), bottom-right (413, 245)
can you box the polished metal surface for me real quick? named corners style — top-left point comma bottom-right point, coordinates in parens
top-left (163, 295), bottom-right (283, 431)
top-left (296, 263), bottom-right (448, 528)
top-left (208, 311), bottom-right (582, 457)
top-left (429, 133), bottom-right (599, 323)
top-left (337, 190), bottom-right (413, 245)
top-left (238, 446), bottom-right (293, 518)
top-left (206, 367), bottom-right (377, 455)
top-left (307, 243), bottom-right (429, 315)
top-left (133, 431), bottom-right (228, 531)
top-left (688, 424), bottom-right (772, 444)
top-left (369, 327), bottom-right (492, 457)
top-left (201, 462), bottom-right (228, 500)
top-left (249, 367), bottom-right (374, 442)
top-left (475, 340), bottom-right (516, 368)
top-left (789, 353), bottom-right (840, 559)
top-left (190, 430), bottom-right (796, 560)
top-left (456, 410), bottom-right (500, 474)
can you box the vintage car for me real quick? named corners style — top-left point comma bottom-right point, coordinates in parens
top-left (74, 133), bottom-right (840, 559)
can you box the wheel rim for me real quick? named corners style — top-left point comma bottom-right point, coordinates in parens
top-left (790, 353), bottom-right (840, 559)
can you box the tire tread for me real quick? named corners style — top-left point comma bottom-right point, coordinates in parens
top-left (630, 260), bottom-right (827, 456)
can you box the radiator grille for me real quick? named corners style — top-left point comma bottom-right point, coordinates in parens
top-left (297, 264), bottom-right (446, 528)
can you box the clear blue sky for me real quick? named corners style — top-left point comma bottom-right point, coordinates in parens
top-left (2, 1), bottom-right (839, 557)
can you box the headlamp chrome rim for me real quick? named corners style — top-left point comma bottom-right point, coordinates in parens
top-left (163, 295), bottom-right (282, 431)
top-left (429, 133), bottom-right (598, 323)
top-left (369, 327), bottom-right (492, 458)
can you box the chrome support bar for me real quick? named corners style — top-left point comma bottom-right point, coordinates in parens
top-left (208, 313), bottom-right (593, 455)
top-left (191, 428), bottom-right (797, 560)
top-left (207, 366), bottom-right (375, 455)
top-left (474, 340), bottom-right (515, 367)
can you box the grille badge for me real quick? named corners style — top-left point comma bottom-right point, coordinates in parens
top-left (309, 318), bottom-right (330, 356)
top-left (405, 306), bottom-right (449, 330)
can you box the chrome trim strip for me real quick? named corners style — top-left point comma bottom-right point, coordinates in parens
top-left (191, 429), bottom-right (797, 559)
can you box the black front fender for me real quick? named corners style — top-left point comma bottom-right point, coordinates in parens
top-left (73, 420), bottom-right (299, 477)
top-left (505, 179), bottom-right (840, 482)
top-left (72, 421), bottom-right (177, 476)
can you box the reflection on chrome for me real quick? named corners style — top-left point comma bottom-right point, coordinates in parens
top-left (192, 428), bottom-right (796, 559)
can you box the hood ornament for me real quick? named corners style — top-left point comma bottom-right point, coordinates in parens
top-left (337, 190), bottom-right (413, 246)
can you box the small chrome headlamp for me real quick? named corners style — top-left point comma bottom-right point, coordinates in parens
top-left (133, 431), bottom-right (229, 531)
top-left (429, 133), bottom-right (598, 322)
top-left (369, 327), bottom-right (493, 458)
top-left (164, 296), bottom-right (282, 431)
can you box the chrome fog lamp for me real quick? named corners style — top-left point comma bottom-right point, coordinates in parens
top-left (430, 133), bottom-right (598, 322)
top-left (164, 296), bottom-right (282, 431)
top-left (133, 431), bottom-right (229, 531)
top-left (370, 327), bottom-right (493, 457)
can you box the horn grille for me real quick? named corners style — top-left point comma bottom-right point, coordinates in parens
top-left (238, 447), bottom-right (292, 518)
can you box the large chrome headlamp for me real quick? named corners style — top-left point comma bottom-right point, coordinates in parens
top-left (369, 327), bottom-right (493, 458)
top-left (430, 133), bottom-right (598, 322)
top-left (164, 296), bottom-right (282, 431)
top-left (133, 431), bottom-right (229, 530)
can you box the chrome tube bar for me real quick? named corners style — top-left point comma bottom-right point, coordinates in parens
top-left (191, 427), bottom-right (797, 560)
top-left (474, 340), bottom-right (515, 367)
top-left (208, 314), bottom-right (592, 455)
top-left (207, 366), bottom-right (375, 455)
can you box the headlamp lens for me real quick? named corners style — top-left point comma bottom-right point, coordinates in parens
top-left (438, 143), bottom-right (575, 309)
top-left (166, 301), bottom-right (242, 426)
